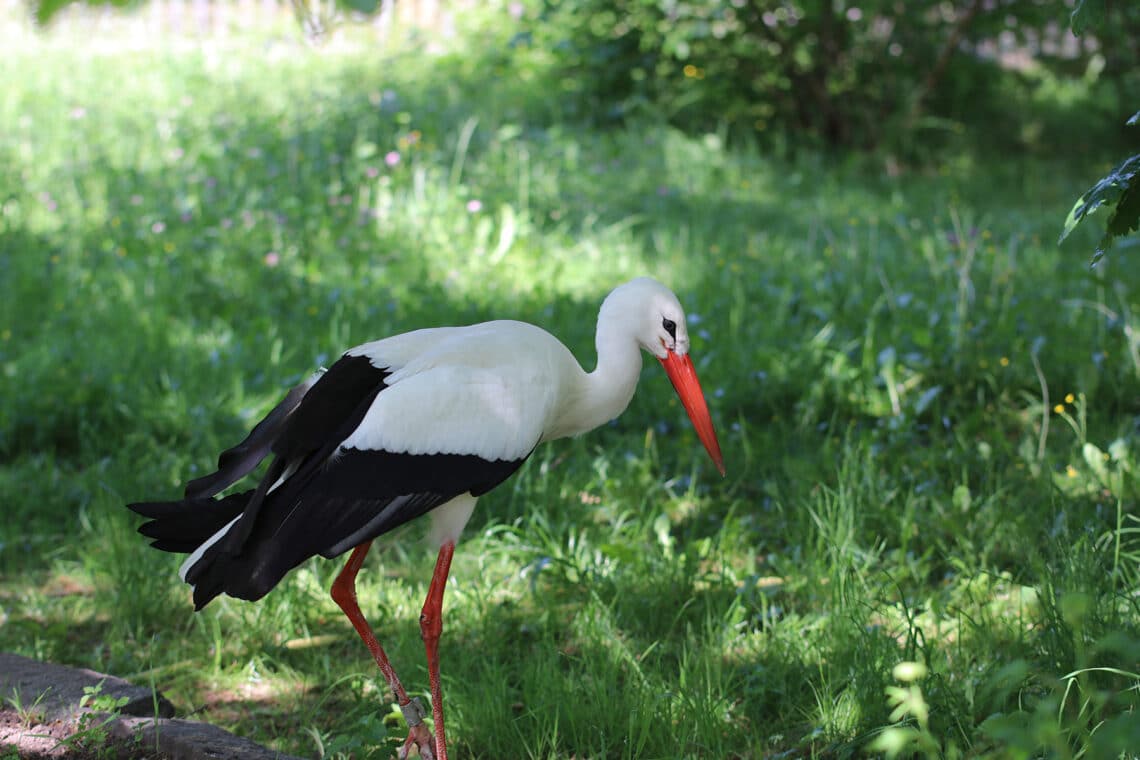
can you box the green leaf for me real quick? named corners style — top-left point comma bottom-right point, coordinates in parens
top-left (1070, 0), bottom-right (1105, 36)
top-left (1059, 591), bottom-right (1093, 628)
top-left (867, 726), bottom-right (923, 758)
top-left (33, 0), bottom-right (76, 25)
top-left (1090, 712), bottom-right (1140, 756)
top-left (339, 0), bottom-right (381, 15)
top-left (598, 542), bottom-right (639, 564)
top-left (1082, 442), bottom-right (1108, 483)
top-left (952, 484), bottom-right (971, 513)
top-left (33, 0), bottom-right (142, 25)
top-left (1060, 153), bottom-right (1140, 263)
top-left (1107, 173), bottom-right (1140, 239)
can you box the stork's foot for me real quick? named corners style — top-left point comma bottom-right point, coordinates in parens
top-left (397, 724), bottom-right (436, 760)
top-left (395, 698), bottom-right (436, 760)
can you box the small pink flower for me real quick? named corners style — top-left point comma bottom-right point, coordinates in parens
top-left (69, 107), bottom-right (86, 120)
top-left (466, 199), bottom-right (483, 213)
top-left (151, 221), bottom-right (166, 234)
top-left (385, 151), bottom-right (400, 167)
top-left (365, 166), bottom-right (380, 178)
top-left (264, 251), bottom-right (280, 267)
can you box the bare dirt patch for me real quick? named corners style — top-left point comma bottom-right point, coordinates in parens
top-left (0, 705), bottom-right (168, 759)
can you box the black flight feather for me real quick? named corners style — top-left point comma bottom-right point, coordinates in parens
top-left (183, 373), bottom-right (320, 499)
top-left (213, 354), bottom-right (390, 555)
top-left (182, 449), bottom-right (527, 608)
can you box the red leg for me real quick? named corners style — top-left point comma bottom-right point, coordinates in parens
top-left (419, 541), bottom-right (456, 760)
top-left (331, 541), bottom-right (435, 760)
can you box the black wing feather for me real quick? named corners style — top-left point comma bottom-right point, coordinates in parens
top-left (272, 355), bottom-right (391, 461)
top-left (183, 374), bottom-right (320, 499)
top-left (183, 448), bottom-right (527, 607)
top-left (295, 448), bottom-right (527, 557)
top-left (214, 354), bottom-right (391, 555)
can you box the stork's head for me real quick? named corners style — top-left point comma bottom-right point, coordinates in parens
top-left (601, 277), bottom-right (725, 476)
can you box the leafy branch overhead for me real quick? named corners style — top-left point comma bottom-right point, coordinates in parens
top-left (1062, 0), bottom-right (1140, 263)
top-left (1069, 0), bottom-right (1104, 35)
top-left (1060, 141), bottom-right (1140, 264)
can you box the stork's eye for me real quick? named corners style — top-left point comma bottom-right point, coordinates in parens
top-left (662, 318), bottom-right (677, 338)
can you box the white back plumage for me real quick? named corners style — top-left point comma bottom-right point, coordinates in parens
top-left (341, 321), bottom-right (579, 461)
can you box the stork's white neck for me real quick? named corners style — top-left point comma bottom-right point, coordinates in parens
top-left (551, 316), bottom-right (644, 440)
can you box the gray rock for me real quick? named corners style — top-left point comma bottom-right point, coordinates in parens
top-left (0, 653), bottom-right (305, 760)
top-left (113, 716), bottom-right (306, 760)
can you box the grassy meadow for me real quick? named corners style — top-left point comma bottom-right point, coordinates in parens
top-left (2, 11), bottom-right (1140, 760)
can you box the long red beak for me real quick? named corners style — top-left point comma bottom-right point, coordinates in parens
top-left (658, 350), bottom-right (725, 476)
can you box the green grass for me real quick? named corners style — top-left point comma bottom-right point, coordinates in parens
top-left (3, 12), bottom-right (1140, 760)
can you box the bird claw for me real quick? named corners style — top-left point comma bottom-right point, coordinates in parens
top-left (395, 698), bottom-right (436, 760)
top-left (396, 722), bottom-right (436, 760)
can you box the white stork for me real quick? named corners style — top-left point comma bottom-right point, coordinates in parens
top-left (128, 276), bottom-right (724, 760)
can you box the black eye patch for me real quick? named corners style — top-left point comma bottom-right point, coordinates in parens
top-left (662, 318), bottom-right (677, 339)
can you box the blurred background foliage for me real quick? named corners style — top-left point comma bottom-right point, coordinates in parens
top-left (26, 0), bottom-right (1140, 165)
top-left (65, 0), bottom-right (1139, 258)
top-left (521, 0), bottom-right (1137, 159)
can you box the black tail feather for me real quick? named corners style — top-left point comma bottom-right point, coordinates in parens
top-left (128, 491), bottom-right (286, 609)
top-left (127, 492), bottom-right (250, 554)
top-left (185, 549), bottom-right (275, 610)
top-left (188, 567), bottom-right (229, 611)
